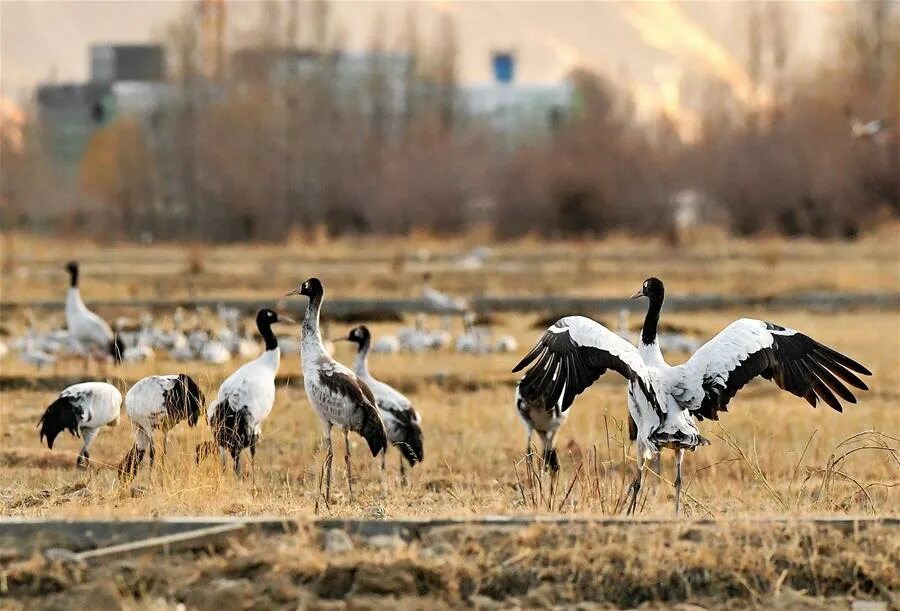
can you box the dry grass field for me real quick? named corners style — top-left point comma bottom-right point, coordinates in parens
top-left (1, 228), bottom-right (897, 520)
top-left (0, 230), bottom-right (898, 608)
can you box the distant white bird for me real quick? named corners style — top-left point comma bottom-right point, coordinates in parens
top-left (371, 334), bottom-right (400, 355)
top-left (20, 334), bottom-right (57, 370)
top-left (397, 314), bottom-right (431, 353)
top-left (64, 261), bottom-right (123, 364)
top-left (286, 278), bottom-right (387, 507)
top-left (170, 342), bottom-right (195, 362)
top-left (422, 272), bottom-right (469, 313)
top-left (201, 309), bottom-right (291, 476)
top-left (119, 374), bottom-right (205, 481)
top-left (346, 325), bottom-right (423, 478)
top-left (845, 106), bottom-right (890, 140)
top-left (515, 277), bottom-right (871, 515)
top-left (200, 340), bottom-right (231, 365)
top-left (161, 307), bottom-right (189, 351)
top-left (455, 312), bottom-right (492, 353)
top-left (276, 335), bottom-right (300, 355)
top-left (457, 246), bottom-right (491, 270)
top-left (495, 335), bottom-right (519, 353)
top-left (427, 319), bottom-right (453, 350)
top-left (516, 381), bottom-right (568, 473)
top-left (38, 381), bottom-right (122, 468)
top-left (120, 316), bottom-right (155, 363)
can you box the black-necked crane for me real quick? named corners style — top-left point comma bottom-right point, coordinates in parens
top-left (64, 261), bottom-right (123, 366)
top-left (201, 308), bottom-right (291, 476)
top-left (119, 374), bottom-right (205, 481)
top-left (38, 381), bottom-right (122, 468)
top-left (514, 277), bottom-right (871, 515)
top-left (284, 278), bottom-right (387, 509)
top-left (345, 325), bottom-right (423, 479)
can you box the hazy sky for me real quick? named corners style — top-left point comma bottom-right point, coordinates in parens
top-left (1, 1), bottom-right (843, 117)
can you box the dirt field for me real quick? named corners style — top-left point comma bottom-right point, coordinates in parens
top-left (3, 520), bottom-right (898, 609)
top-left (0, 230), bottom-right (898, 607)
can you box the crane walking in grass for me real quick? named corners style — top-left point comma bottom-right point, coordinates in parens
top-left (38, 382), bottom-right (122, 469)
top-left (199, 309), bottom-right (291, 477)
top-left (285, 278), bottom-right (387, 509)
top-left (64, 261), bottom-right (123, 368)
top-left (345, 325), bottom-right (424, 480)
top-left (119, 373), bottom-right (205, 482)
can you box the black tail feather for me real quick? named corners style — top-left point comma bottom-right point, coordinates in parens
top-left (38, 397), bottom-right (81, 449)
top-left (395, 420), bottom-right (424, 467)
top-left (167, 374), bottom-right (205, 427)
top-left (358, 403), bottom-right (388, 457)
top-left (210, 401), bottom-right (254, 457)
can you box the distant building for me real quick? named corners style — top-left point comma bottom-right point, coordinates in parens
top-left (231, 47), bottom-right (415, 137)
top-left (36, 44), bottom-right (168, 175)
top-left (459, 50), bottom-right (573, 144)
top-left (459, 82), bottom-right (573, 140)
top-left (36, 81), bottom-right (113, 173)
top-left (90, 44), bottom-right (166, 83)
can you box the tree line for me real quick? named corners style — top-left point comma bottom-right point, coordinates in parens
top-left (1, 1), bottom-right (897, 243)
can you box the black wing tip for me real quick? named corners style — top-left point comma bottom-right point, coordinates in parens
top-left (816, 344), bottom-right (872, 376)
top-left (362, 409), bottom-right (388, 458)
top-left (396, 440), bottom-right (423, 466)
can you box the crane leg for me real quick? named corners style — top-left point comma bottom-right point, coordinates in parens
top-left (316, 422), bottom-right (334, 513)
top-left (626, 451), bottom-right (646, 516)
top-left (77, 428), bottom-right (99, 469)
top-left (542, 429), bottom-right (560, 473)
top-left (524, 426), bottom-right (534, 474)
top-left (218, 445), bottom-right (228, 471)
top-left (118, 445), bottom-right (145, 483)
top-left (233, 449), bottom-right (242, 477)
top-left (343, 426), bottom-right (353, 502)
top-left (160, 425), bottom-right (170, 465)
top-left (674, 448), bottom-right (685, 516)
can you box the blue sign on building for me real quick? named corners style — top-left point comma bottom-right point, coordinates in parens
top-left (492, 51), bottom-right (515, 84)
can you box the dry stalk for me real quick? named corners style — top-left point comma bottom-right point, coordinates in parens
top-left (716, 423), bottom-right (787, 510)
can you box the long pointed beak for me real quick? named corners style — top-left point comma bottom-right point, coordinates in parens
top-left (279, 315), bottom-right (296, 324)
top-left (630, 290), bottom-right (644, 300)
top-left (283, 288), bottom-right (301, 297)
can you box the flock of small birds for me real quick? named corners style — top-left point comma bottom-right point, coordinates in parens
top-left (23, 260), bottom-right (873, 515)
top-left (3, 280), bottom-right (520, 372)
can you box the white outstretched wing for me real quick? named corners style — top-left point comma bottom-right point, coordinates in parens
top-left (672, 318), bottom-right (871, 420)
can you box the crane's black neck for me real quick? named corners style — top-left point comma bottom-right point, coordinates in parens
top-left (257, 317), bottom-right (278, 351)
top-left (68, 267), bottom-right (79, 288)
top-left (641, 292), bottom-right (663, 346)
top-left (354, 334), bottom-right (371, 356)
